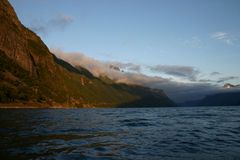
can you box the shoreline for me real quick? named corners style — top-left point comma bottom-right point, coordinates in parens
top-left (0, 103), bottom-right (73, 109)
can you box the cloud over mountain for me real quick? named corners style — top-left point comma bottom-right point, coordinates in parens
top-left (52, 49), bottom-right (233, 103)
top-left (149, 65), bottom-right (200, 81)
top-left (217, 76), bottom-right (239, 83)
top-left (210, 72), bottom-right (221, 76)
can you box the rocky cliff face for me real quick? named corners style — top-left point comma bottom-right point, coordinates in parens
top-left (0, 0), bottom-right (55, 76)
top-left (0, 0), bottom-right (175, 107)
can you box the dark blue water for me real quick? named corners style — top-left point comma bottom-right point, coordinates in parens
top-left (0, 106), bottom-right (240, 160)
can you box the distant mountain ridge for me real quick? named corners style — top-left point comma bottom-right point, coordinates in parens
top-left (224, 83), bottom-right (240, 89)
top-left (181, 91), bottom-right (240, 107)
top-left (0, 0), bottom-right (175, 107)
top-left (198, 92), bottom-right (240, 106)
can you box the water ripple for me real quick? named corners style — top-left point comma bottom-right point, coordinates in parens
top-left (0, 106), bottom-right (240, 159)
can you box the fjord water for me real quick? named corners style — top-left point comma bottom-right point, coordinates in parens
top-left (0, 107), bottom-right (240, 160)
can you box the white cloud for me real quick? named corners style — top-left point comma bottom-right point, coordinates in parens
top-left (52, 49), bottom-right (229, 103)
top-left (217, 76), bottom-right (239, 83)
top-left (211, 32), bottom-right (237, 45)
top-left (210, 71), bottom-right (221, 76)
top-left (149, 65), bottom-right (200, 81)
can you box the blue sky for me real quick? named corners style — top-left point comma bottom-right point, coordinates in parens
top-left (10, 0), bottom-right (240, 85)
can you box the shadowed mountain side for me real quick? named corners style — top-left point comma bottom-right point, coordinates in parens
top-left (181, 92), bottom-right (240, 106)
top-left (53, 55), bottom-right (95, 79)
top-left (199, 92), bottom-right (240, 106)
top-left (111, 84), bottom-right (175, 107)
top-left (116, 95), bottom-right (176, 108)
top-left (0, 0), bottom-right (176, 108)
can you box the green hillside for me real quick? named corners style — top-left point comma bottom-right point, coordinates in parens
top-left (0, 0), bottom-right (175, 108)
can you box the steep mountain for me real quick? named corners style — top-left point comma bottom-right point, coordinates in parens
top-left (0, 0), bottom-right (175, 107)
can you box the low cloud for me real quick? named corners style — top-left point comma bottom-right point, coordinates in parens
top-left (52, 49), bottom-right (231, 103)
top-left (210, 71), bottom-right (221, 76)
top-left (52, 48), bottom-right (144, 83)
top-left (109, 62), bottom-right (142, 73)
top-left (217, 76), bottom-right (239, 83)
top-left (211, 32), bottom-right (237, 45)
top-left (149, 65), bottom-right (200, 81)
top-left (30, 14), bottom-right (73, 35)
top-left (198, 79), bottom-right (213, 83)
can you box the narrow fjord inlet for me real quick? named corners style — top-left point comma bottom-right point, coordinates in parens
top-left (0, 0), bottom-right (240, 159)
